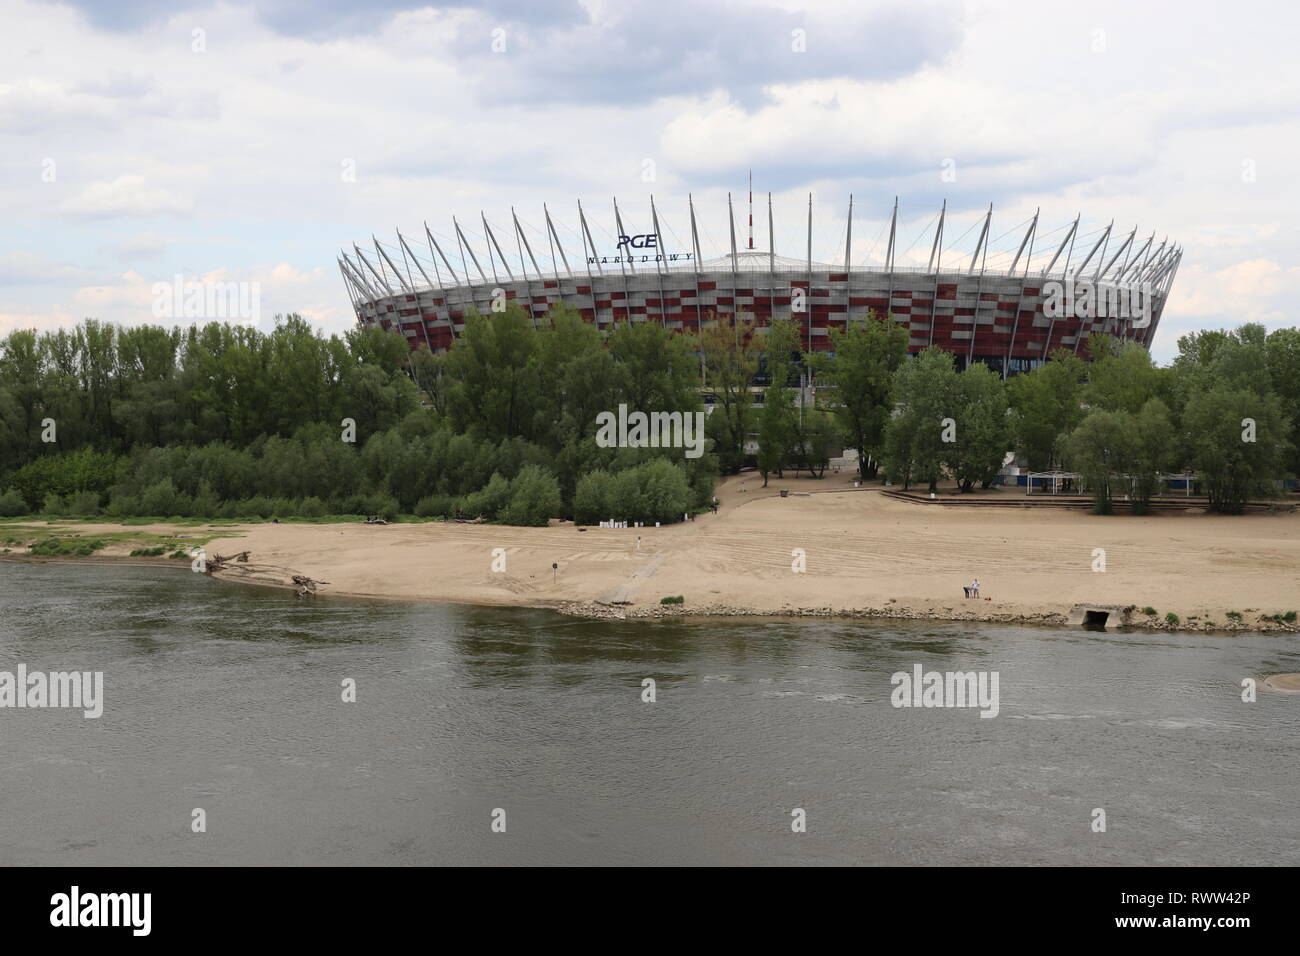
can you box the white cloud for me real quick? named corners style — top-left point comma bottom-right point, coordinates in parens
top-left (60, 175), bottom-right (193, 219)
top-left (0, 0), bottom-right (1295, 355)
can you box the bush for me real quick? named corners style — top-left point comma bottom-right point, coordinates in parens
top-left (462, 473), bottom-right (511, 520)
top-left (30, 537), bottom-right (105, 557)
top-left (1165, 612), bottom-right (1180, 626)
top-left (602, 459), bottom-right (694, 524)
top-left (1142, 606), bottom-right (1157, 616)
top-left (67, 490), bottom-right (101, 516)
top-left (106, 493), bottom-right (141, 517)
top-left (1284, 611), bottom-right (1297, 623)
top-left (271, 497), bottom-right (299, 518)
top-left (0, 488), bottom-right (29, 517)
top-left (414, 494), bottom-right (457, 518)
top-left (298, 496), bottom-right (327, 518)
top-left (40, 493), bottom-right (68, 516)
top-left (369, 494), bottom-right (400, 522)
top-left (659, 595), bottom-right (685, 605)
top-left (129, 546), bottom-right (168, 557)
top-left (573, 470), bottom-right (613, 525)
top-left (500, 465), bottom-right (561, 527)
top-left (7, 449), bottom-right (119, 510)
top-left (140, 479), bottom-right (190, 517)
top-left (235, 496), bottom-right (275, 519)
top-left (1226, 610), bottom-right (1242, 621)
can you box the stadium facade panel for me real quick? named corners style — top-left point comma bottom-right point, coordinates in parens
top-left (340, 199), bottom-right (1180, 375)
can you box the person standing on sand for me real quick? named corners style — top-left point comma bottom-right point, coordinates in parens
top-left (971, 578), bottom-right (981, 598)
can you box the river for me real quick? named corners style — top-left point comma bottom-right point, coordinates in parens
top-left (1, 561), bottom-right (1296, 865)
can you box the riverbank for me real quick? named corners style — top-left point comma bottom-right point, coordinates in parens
top-left (5, 471), bottom-right (1299, 635)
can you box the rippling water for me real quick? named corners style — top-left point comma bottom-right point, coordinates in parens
top-left (1, 560), bottom-right (1297, 866)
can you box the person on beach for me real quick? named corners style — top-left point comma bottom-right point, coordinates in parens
top-left (970, 578), bottom-right (980, 598)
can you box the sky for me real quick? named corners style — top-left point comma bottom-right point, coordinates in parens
top-left (2, 0), bottom-right (1297, 361)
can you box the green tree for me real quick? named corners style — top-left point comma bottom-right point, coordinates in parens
top-left (1006, 349), bottom-right (1087, 470)
top-left (1184, 388), bottom-right (1291, 514)
top-left (821, 313), bottom-right (909, 479)
top-left (699, 311), bottom-right (763, 474)
top-left (947, 362), bottom-right (1010, 492)
top-left (882, 348), bottom-right (959, 493)
top-left (1063, 410), bottom-right (1134, 514)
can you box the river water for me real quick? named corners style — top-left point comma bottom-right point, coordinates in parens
top-left (1, 561), bottom-right (1296, 866)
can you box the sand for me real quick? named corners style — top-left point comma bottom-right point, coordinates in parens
top-left (10, 472), bottom-right (1298, 631)
top-left (152, 470), bottom-right (1300, 632)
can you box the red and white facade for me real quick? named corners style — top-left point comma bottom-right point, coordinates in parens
top-left (340, 198), bottom-right (1179, 375)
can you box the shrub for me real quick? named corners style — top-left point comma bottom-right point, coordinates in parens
top-left (414, 494), bottom-right (457, 518)
top-left (271, 497), bottom-right (299, 518)
top-left (1226, 610), bottom-right (1242, 621)
top-left (500, 465), bottom-right (561, 527)
top-left (30, 537), bottom-right (105, 557)
top-left (298, 496), bottom-right (327, 518)
top-left (1142, 607), bottom-right (1157, 616)
top-left (67, 490), bottom-right (102, 516)
top-left (106, 493), bottom-right (141, 517)
top-left (1284, 611), bottom-right (1297, 623)
top-left (129, 546), bottom-right (168, 557)
top-left (235, 496), bottom-right (275, 519)
top-left (660, 595), bottom-right (685, 605)
top-left (462, 473), bottom-right (511, 520)
top-left (368, 494), bottom-right (401, 522)
top-left (7, 449), bottom-right (119, 510)
top-left (573, 470), bottom-right (613, 525)
top-left (40, 493), bottom-right (67, 516)
top-left (1165, 612), bottom-right (1180, 626)
top-left (0, 488), bottom-right (29, 517)
top-left (140, 479), bottom-right (190, 517)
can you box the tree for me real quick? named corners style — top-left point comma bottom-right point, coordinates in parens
top-left (699, 312), bottom-right (762, 474)
top-left (947, 362), bottom-right (1010, 492)
top-left (882, 348), bottom-right (958, 493)
top-left (755, 319), bottom-right (802, 486)
top-left (1084, 334), bottom-right (1168, 414)
top-left (1062, 410), bottom-right (1135, 514)
top-left (1126, 399), bottom-right (1176, 513)
top-left (821, 313), bottom-right (909, 478)
top-left (1006, 349), bottom-right (1087, 470)
top-left (442, 305), bottom-right (538, 441)
top-left (500, 465), bottom-right (561, 527)
top-left (1184, 388), bottom-right (1291, 514)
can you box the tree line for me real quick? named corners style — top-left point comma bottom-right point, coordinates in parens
top-left (0, 307), bottom-right (716, 525)
top-left (1, 307), bottom-right (1295, 523)
top-left (802, 320), bottom-right (1297, 514)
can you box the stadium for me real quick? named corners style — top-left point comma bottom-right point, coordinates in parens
top-left (339, 193), bottom-right (1181, 377)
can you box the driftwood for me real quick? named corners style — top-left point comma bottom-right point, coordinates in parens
top-left (291, 574), bottom-right (329, 597)
top-left (205, 552), bottom-right (327, 597)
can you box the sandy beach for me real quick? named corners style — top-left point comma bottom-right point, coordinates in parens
top-left (22, 470), bottom-right (1295, 632)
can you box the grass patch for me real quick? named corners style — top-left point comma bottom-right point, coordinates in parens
top-left (1226, 610), bottom-right (1242, 621)
top-left (29, 537), bottom-right (106, 557)
top-left (659, 595), bottom-right (685, 605)
top-left (128, 546), bottom-right (168, 557)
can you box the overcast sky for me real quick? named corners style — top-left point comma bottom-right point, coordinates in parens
top-left (2, 0), bottom-right (1297, 360)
